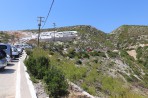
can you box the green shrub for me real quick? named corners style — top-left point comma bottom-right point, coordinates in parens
top-left (25, 49), bottom-right (32, 56)
top-left (76, 60), bottom-right (82, 65)
top-left (98, 51), bottom-right (106, 57)
top-left (49, 51), bottom-right (54, 55)
top-left (93, 59), bottom-right (98, 63)
top-left (90, 51), bottom-right (99, 56)
top-left (120, 50), bottom-right (135, 67)
top-left (82, 52), bottom-right (90, 58)
top-left (44, 67), bottom-right (69, 98)
top-left (30, 75), bottom-right (39, 83)
top-left (25, 56), bottom-right (37, 76)
top-left (82, 83), bottom-right (88, 91)
top-left (35, 56), bottom-right (49, 79)
top-left (75, 51), bottom-right (90, 59)
top-left (25, 48), bottom-right (50, 79)
top-left (136, 47), bottom-right (142, 59)
top-left (87, 86), bottom-right (96, 95)
top-left (136, 46), bottom-right (148, 68)
top-left (67, 48), bottom-right (76, 58)
top-left (25, 55), bottom-right (49, 79)
top-left (107, 51), bottom-right (118, 58)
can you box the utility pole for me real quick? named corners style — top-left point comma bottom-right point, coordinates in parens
top-left (37, 17), bottom-right (44, 47)
top-left (53, 23), bottom-right (56, 42)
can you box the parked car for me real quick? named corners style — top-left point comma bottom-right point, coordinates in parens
top-left (11, 46), bottom-right (19, 59)
top-left (0, 43), bottom-right (12, 63)
top-left (0, 50), bottom-right (7, 69)
top-left (23, 44), bottom-right (33, 49)
top-left (14, 45), bottom-right (23, 55)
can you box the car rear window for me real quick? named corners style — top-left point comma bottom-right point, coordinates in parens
top-left (0, 50), bottom-right (6, 59)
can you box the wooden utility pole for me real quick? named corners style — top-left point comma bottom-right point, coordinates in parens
top-left (37, 17), bottom-right (44, 47)
top-left (53, 23), bottom-right (56, 42)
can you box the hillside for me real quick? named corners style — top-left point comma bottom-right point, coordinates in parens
top-left (0, 31), bottom-right (11, 43)
top-left (22, 25), bottom-right (114, 50)
top-left (1, 25), bottom-right (148, 97)
top-left (109, 25), bottom-right (148, 49)
top-left (29, 25), bottom-right (147, 97)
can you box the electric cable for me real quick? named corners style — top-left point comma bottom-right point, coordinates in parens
top-left (42, 0), bottom-right (55, 29)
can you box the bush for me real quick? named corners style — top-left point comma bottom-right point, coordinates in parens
top-left (90, 51), bottom-right (99, 56)
top-left (120, 50), bottom-right (134, 61)
top-left (76, 59), bottom-right (82, 65)
top-left (136, 47), bottom-right (142, 59)
top-left (25, 56), bottom-right (37, 76)
top-left (107, 51), bottom-right (118, 58)
top-left (98, 51), bottom-right (106, 57)
top-left (68, 49), bottom-right (76, 58)
top-left (25, 49), bottom-right (32, 56)
top-left (44, 67), bottom-right (69, 98)
top-left (25, 48), bottom-right (69, 97)
top-left (25, 48), bottom-right (50, 79)
top-left (25, 55), bottom-right (49, 79)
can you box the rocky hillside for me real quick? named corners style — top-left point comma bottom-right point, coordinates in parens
top-left (49, 25), bottom-right (114, 50)
top-left (0, 31), bottom-right (11, 43)
top-left (109, 25), bottom-right (148, 49)
top-left (60, 25), bottom-right (110, 50)
top-left (1, 25), bottom-right (148, 98)
top-left (23, 25), bottom-right (114, 50)
top-left (45, 25), bottom-right (148, 98)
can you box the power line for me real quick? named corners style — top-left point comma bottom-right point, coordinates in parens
top-left (42, 0), bottom-right (55, 29)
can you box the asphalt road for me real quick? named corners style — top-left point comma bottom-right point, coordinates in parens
top-left (0, 52), bottom-right (36, 98)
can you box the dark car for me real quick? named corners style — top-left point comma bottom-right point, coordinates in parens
top-left (0, 50), bottom-right (7, 69)
top-left (0, 43), bottom-right (12, 63)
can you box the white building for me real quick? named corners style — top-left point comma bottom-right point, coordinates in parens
top-left (20, 31), bottom-right (78, 42)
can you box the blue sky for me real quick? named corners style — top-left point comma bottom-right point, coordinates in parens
top-left (0, 0), bottom-right (148, 33)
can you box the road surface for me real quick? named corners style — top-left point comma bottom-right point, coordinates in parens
top-left (0, 52), bottom-right (36, 98)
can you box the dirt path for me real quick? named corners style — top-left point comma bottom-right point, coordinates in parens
top-left (127, 50), bottom-right (137, 60)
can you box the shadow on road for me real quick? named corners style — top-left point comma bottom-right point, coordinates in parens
top-left (0, 68), bottom-right (15, 74)
top-left (11, 59), bottom-right (19, 62)
top-left (7, 63), bottom-right (15, 66)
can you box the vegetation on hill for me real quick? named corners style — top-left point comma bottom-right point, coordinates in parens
top-left (25, 48), bottom-right (69, 98)
top-left (109, 25), bottom-right (148, 49)
top-left (1, 24), bottom-right (148, 97)
top-left (41, 41), bottom-right (148, 97)
top-left (0, 31), bottom-right (11, 43)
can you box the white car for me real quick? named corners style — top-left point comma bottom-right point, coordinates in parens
top-left (11, 46), bottom-right (19, 59)
top-left (14, 45), bottom-right (23, 55)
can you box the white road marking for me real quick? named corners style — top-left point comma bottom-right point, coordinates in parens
top-left (15, 60), bottom-right (21, 98)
